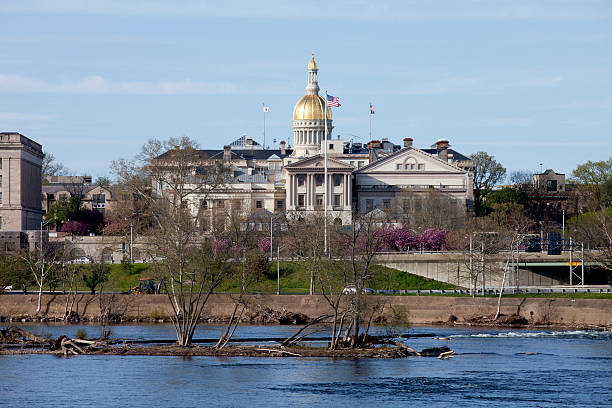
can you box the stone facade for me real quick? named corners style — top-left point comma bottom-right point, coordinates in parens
top-left (0, 132), bottom-right (44, 231)
top-left (533, 169), bottom-right (565, 192)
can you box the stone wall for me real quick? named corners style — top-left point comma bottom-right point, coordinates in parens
top-left (1, 294), bottom-right (610, 326)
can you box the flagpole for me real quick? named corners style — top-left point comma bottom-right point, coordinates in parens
top-left (324, 90), bottom-right (328, 254)
top-left (369, 103), bottom-right (372, 143)
top-left (262, 102), bottom-right (266, 149)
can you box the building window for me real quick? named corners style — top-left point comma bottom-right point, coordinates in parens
top-left (366, 199), bottom-right (374, 212)
top-left (297, 194), bottom-right (305, 207)
top-left (316, 194), bottom-right (323, 207)
top-left (276, 200), bottom-right (284, 209)
top-left (358, 161), bottom-right (364, 168)
top-left (216, 200), bottom-right (225, 208)
top-left (396, 164), bottom-right (402, 170)
top-left (0, 192), bottom-right (3, 204)
top-left (383, 199), bottom-right (391, 209)
top-left (350, 161), bottom-right (355, 166)
top-left (201, 200), bottom-right (208, 209)
top-left (546, 180), bottom-right (557, 191)
top-left (297, 175), bottom-right (305, 186)
top-left (333, 174), bottom-right (342, 187)
top-left (329, 143), bottom-right (334, 150)
top-left (0, 175), bottom-right (2, 187)
top-left (0, 158), bottom-right (2, 169)
top-left (256, 200), bottom-right (263, 209)
top-left (315, 174), bottom-right (323, 186)
top-left (0, 216), bottom-right (2, 229)
top-left (333, 194), bottom-right (341, 207)
top-left (418, 164), bottom-right (424, 170)
top-left (92, 193), bottom-right (105, 203)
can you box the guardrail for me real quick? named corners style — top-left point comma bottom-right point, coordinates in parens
top-left (375, 287), bottom-right (612, 295)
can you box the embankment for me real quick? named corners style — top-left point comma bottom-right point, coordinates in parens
top-left (1, 294), bottom-right (610, 326)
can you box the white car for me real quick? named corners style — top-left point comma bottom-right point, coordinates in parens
top-left (342, 285), bottom-right (375, 294)
top-left (69, 256), bottom-right (93, 264)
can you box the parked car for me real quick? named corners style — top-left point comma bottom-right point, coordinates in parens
top-left (342, 285), bottom-right (375, 294)
top-left (69, 256), bottom-right (93, 264)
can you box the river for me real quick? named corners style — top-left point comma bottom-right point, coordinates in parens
top-left (1, 324), bottom-right (611, 407)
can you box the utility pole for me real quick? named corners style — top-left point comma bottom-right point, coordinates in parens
top-left (481, 241), bottom-right (485, 296)
top-left (469, 235), bottom-right (473, 296)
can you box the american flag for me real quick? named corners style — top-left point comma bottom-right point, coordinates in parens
top-left (370, 104), bottom-right (375, 114)
top-left (326, 94), bottom-right (340, 107)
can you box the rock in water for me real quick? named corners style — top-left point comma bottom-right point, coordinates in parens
top-left (420, 346), bottom-right (451, 357)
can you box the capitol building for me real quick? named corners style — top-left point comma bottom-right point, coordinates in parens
top-left (182, 55), bottom-right (474, 228)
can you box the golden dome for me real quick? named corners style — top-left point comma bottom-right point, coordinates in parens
top-left (308, 53), bottom-right (318, 71)
top-left (293, 94), bottom-right (332, 121)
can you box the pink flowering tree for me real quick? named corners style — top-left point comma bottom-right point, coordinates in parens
top-left (257, 236), bottom-right (271, 254)
top-left (60, 220), bottom-right (89, 236)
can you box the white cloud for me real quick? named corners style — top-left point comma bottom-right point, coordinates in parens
top-left (0, 73), bottom-right (247, 95)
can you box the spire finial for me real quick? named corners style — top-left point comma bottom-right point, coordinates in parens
top-left (308, 53), bottom-right (318, 71)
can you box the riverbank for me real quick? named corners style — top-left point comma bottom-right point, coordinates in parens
top-left (1, 294), bottom-right (611, 327)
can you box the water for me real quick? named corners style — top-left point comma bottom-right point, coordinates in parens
top-left (1, 325), bottom-right (611, 407)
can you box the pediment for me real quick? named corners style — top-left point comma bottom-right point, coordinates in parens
top-left (285, 154), bottom-right (354, 170)
top-left (355, 147), bottom-right (465, 174)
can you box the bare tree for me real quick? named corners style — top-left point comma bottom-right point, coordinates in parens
top-left (286, 213), bottom-right (327, 295)
top-left (42, 152), bottom-right (68, 184)
top-left (20, 243), bottom-right (62, 315)
top-left (335, 212), bottom-right (387, 348)
top-left (112, 137), bottom-right (231, 346)
top-left (390, 190), bottom-right (466, 230)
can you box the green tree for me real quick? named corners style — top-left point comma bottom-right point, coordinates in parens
top-left (94, 176), bottom-right (112, 186)
top-left (82, 262), bottom-right (110, 295)
top-left (470, 152), bottom-right (507, 216)
top-left (570, 157), bottom-right (612, 208)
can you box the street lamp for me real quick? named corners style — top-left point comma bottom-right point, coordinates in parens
top-left (40, 217), bottom-right (57, 255)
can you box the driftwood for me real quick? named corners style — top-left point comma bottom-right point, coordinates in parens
top-left (7, 327), bottom-right (51, 344)
top-left (437, 350), bottom-right (456, 360)
top-left (394, 341), bottom-right (421, 356)
top-left (255, 348), bottom-right (302, 357)
top-left (281, 314), bottom-right (331, 347)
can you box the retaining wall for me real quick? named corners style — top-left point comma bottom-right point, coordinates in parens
top-left (1, 294), bottom-right (610, 326)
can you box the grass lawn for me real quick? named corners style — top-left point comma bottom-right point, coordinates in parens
top-left (42, 261), bottom-right (611, 299)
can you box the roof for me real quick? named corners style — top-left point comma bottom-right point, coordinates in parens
top-left (535, 169), bottom-right (564, 176)
top-left (355, 146), bottom-right (466, 173)
top-left (160, 148), bottom-right (293, 161)
top-left (229, 134), bottom-right (261, 148)
top-left (421, 148), bottom-right (471, 162)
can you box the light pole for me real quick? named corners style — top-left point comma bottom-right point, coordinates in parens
top-left (130, 219), bottom-right (133, 263)
top-left (40, 217), bottom-right (57, 256)
top-left (125, 217), bottom-right (134, 263)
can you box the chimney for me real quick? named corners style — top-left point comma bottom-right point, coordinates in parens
top-left (435, 139), bottom-right (449, 161)
top-left (280, 140), bottom-right (286, 155)
top-left (367, 140), bottom-right (381, 150)
top-left (403, 138), bottom-right (413, 148)
top-left (223, 145), bottom-right (231, 161)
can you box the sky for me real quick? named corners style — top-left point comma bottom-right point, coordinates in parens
top-left (1, 0), bottom-right (611, 180)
